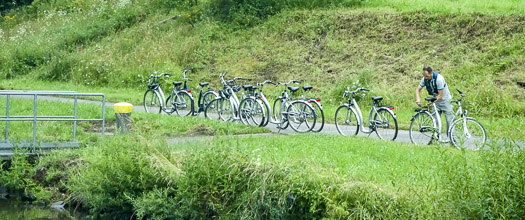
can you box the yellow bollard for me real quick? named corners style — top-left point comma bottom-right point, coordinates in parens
top-left (114, 102), bottom-right (133, 134)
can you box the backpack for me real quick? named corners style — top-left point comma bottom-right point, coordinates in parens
top-left (425, 72), bottom-right (446, 96)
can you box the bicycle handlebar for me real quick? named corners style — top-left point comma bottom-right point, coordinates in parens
top-left (343, 87), bottom-right (370, 97)
top-left (182, 69), bottom-right (192, 81)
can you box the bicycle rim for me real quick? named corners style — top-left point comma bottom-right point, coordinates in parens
top-left (143, 90), bottom-right (162, 113)
top-left (287, 101), bottom-right (316, 133)
top-left (174, 91), bottom-right (193, 117)
top-left (204, 98), bottom-right (222, 120)
top-left (450, 118), bottom-right (487, 151)
top-left (373, 109), bottom-right (398, 140)
top-left (409, 112), bottom-right (435, 145)
top-left (334, 105), bottom-right (359, 136)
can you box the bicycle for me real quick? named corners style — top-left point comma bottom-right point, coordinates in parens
top-left (409, 97), bottom-right (445, 145)
top-left (448, 89), bottom-right (487, 150)
top-left (166, 70), bottom-right (218, 117)
top-left (143, 72), bottom-right (173, 114)
top-left (205, 73), bottom-right (264, 124)
top-left (335, 88), bottom-right (398, 140)
top-left (299, 86), bottom-right (324, 132)
top-left (272, 80), bottom-right (317, 133)
top-left (252, 80), bottom-right (277, 127)
top-left (238, 84), bottom-right (266, 126)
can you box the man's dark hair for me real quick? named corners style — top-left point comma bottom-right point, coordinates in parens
top-left (423, 66), bottom-right (432, 73)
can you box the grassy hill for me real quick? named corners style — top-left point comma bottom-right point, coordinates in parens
top-left (1, 0), bottom-right (524, 138)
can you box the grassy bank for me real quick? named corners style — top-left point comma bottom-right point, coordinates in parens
top-left (2, 134), bottom-right (522, 219)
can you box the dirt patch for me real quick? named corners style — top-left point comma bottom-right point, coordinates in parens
top-left (186, 124), bottom-right (216, 136)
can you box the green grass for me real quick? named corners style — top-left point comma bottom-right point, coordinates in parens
top-left (3, 133), bottom-right (518, 219)
top-left (0, 96), bottom-right (269, 143)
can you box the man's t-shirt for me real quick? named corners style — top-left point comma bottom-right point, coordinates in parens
top-left (419, 74), bottom-right (452, 102)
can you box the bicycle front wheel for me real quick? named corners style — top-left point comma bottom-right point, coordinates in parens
top-left (409, 111), bottom-right (436, 145)
top-left (334, 105), bottom-right (359, 136)
top-left (143, 90), bottom-right (162, 113)
top-left (205, 98), bottom-right (233, 121)
top-left (287, 101), bottom-right (316, 133)
top-left (239, 98), bottom-right (266, 126)
top-left (373, 108), bottom-right (398, 141)
top-left (449, 118), bottom-right (487, 151)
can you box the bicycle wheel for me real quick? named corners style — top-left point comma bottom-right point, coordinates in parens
top-left (373, 108), bottom-right (398, 141)
top-left (310, 101), bottom-right (325, 132)
top-left (143, 90), bottom-right (162, 113)
top-left (205, 98), bottom-right (233, 121)
top-left (409, 111), bottom-right (436, 145)
top-left (449, 118), bottom-right (487, 151)
top-left (334, 105), bottom-right (359, 136)
top-left (173, 91), bottom-right (193, 117)
top-left (204, 98), bottom-right (223, 120)
top-left (261, 98), bottom-right (271, 127)
top-left (287, 101), bottom-right (316, 133)
top-left (202, 91), bottom-right (217, 110)
top-left (273, 98), bottom-right (289, 130)
top-left (239, 98), bottom-right (265, 126)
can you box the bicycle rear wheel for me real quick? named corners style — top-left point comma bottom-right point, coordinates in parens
top-left (202, 91), bottom-right (217, 111)
top-left (309, 101), bottom-right (324, 132)
top-left (239, 98), bottom-right (265, 126)
top-left (287, 101), bottom-right (316, 133)
top-left (373, 108), bottom-right (398, 140)
top-left (334, 105), bottom-right (359, 136)
top-left (409, 111), bottom-right (436, 145)
top-left (449, 118), bottom-right (487, 151)
top-left (143, 90), bottom-right (162, 113)
top-left (173, 91), bottom-right (193, 117)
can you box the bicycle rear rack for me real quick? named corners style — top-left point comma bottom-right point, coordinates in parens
top-left (0, 90), bottom-right (105, 158)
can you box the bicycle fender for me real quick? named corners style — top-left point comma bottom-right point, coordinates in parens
top-left (378, 107), bottom-right (397, 119)
top-left (310, 100), bottom-right (323, 110)
top-left (182, 90), bottom-right (195, 101)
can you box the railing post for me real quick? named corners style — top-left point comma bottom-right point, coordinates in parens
top-left (73, 95), bottom-right (78, 141)
top-left (33, 94), bottom-right (37, 149)
top-left (102, 95), bottom-right (105, 136)
top-left (5, 95), bottom-right (9, 140)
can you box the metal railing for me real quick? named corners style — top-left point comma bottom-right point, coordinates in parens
top-left (0, 90), bottom-right (105, 156)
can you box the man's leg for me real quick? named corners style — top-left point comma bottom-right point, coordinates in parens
top-left (436, 101), bottom-right (455, 139)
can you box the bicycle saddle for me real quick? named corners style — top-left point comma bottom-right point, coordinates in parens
top-left (172, 81), bottom-right (182, 86)
top-left (303, 86), bottom-right (313, 92)
top-left (288, 86), bottom-right (300, 92)
top-left (425, 97), bottom-right (437, 102)
top-left (199, 82), bottom-right (209, 87)
top-left (372, 96), bottom-right (383, 101)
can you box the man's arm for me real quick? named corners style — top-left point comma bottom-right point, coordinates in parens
top-left (435, 89), bottom-right (444, 102)
top-left (416, 85), bottom-right (423, 106)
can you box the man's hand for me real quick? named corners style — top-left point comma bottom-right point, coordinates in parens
top-left (416, 101), bottom-right (421, 107)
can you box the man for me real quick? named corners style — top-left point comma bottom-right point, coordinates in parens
top-left (415, 66), bottom-right (454, 142)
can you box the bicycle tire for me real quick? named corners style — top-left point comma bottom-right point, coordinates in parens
top-left (173, 91), bottom-right (193, 117)
top-left (449, 118), bottom-right (487, 151)
top-left (287, 101), bottom-right (316, 133)
top-left (202, 91), bottom-right (218, 111)
top-left (409, 111), bottom-right (436, 145)
top-left (239, 97), bottom-right (266, 126)
top-left (309, 101), bottom-right (325, 132)
top-left (205, 98), bottom-right (224, 120)
top-left (373, 108), bottom-right (398, 141)
top-left (334, 105), bottom-right (359, 136)
top-left (260, 98), bottom-right (271, 127)
top-left (143, 90), bottom-right (162, 113)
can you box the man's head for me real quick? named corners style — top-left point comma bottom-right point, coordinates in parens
top-left (422, 66), bottom-right (432, 80)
